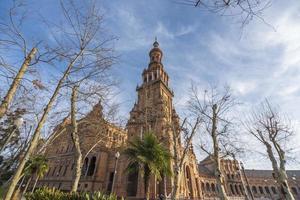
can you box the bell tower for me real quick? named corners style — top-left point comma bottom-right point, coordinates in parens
top-left (126, 39), bottom-right (182, 199)
top-left (127, 39), bottom-right (179, 141)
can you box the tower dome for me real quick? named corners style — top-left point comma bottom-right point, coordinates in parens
top-left (149, 37), bottom-right (163, 63)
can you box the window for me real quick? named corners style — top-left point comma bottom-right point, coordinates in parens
top-left (252, 186), bottom-right (257, 194)
top-left (211, 183), bottom-right (215, 192)
top-left (235, 184), bottom-right (240, 195)
top-left (227, 174), bottom-right (230, 179)
top-left (247, 186), bottom-right (251, 195)
top-left (107, 172), bottom-right (114, 193)
top-left (201, 182), bottom-right (205, 191)
top-left (87, 156), bottom-right (96, 176)
top-left (259, 186), bottom-right (264, 194)
top-left (63, 165), bottom-right (68, 176)
top-left (52, 167), bottom-right (57, 176)
top-left (127, 171), bottom-right (138, 196)
top-left (57, 166), bottom-right (62, 176)
top-left (265, 186), bottom-right (270, 194)
top-left (239, 185), bottom-right (244, 195)
top-left (271, 186), bottom-right (277, 194)
top-left (206, 183), bottom-right (210, 192)
top-left (230, 184), bottom-right (235, 195)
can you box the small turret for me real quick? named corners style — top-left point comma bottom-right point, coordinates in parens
top-left (149, 37), bottom-right (163, 63)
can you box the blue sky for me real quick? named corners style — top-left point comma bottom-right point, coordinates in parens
top-left (1, 0), bottom-right (300, 169)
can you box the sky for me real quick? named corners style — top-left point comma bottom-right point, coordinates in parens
top-left (1, 0), bottom-right (300, 170)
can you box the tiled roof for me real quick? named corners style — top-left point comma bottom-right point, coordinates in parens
top-left (244, 169), bottom-right (300, 179)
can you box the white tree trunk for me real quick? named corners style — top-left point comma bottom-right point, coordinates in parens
top-left (265, 142), bottom-right (294, 200)
top-left (70, 86), bottom-right (82, 192)
top-left (0, 48), bottom-right (37, 119)
top-left (212, 104), bottom-right (228, 200)
top-left (31, 175), bottom-right (39, 192)
top-left (4, 51), bottom-right (82, 200)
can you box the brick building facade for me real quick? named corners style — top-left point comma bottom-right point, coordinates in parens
top-left (38, 40), bottom-right (300, 200)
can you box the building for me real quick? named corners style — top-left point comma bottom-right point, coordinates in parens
top-left (38, 40), bottom-right (300, 200)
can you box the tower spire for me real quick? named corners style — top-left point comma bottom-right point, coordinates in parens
top-left (153, 36), bottom-right (159, 48)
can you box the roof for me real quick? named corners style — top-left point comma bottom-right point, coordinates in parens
top-left (244, 169), bottom-right (300, 179)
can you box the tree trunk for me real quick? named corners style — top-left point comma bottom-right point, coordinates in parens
top-left (4, 51), bottom-right (82, 200)
top-left (0, 48), bottom-right (37, 119)
top-left (22, 177), bottom-right (32, 196)
top-left (212, 104), bottom-right (228, 200)
top-left (70, 86), bottom-right (82, 192)
top-left (145, 177), bottom-right (150, 200)
top-left (31, 175), bottom-right (39, 192)
top-left (272, 140), bottom-right (295, 200)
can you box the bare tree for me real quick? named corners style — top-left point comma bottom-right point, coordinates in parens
top-left (169, 116), bottom-right (201, 200)
top-left (244, 100), bottom-right (295, 200)
top-left (188, 85), bottom-right (238, 200)
top-left (4, 0), bottom-right (116, 198)
top-left (70, 86), bottom-right (82, 192)
top-left (177, 0), bottom-right (273, 27)
top-left (0, 0), bottom-right (53, 120)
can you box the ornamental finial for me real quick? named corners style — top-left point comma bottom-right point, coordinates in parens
top-left (153, 36), bottom-right (159, 47)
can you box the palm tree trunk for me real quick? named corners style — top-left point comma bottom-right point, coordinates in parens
top-left (22, 177), bottom-right (32, 196)
top-left (31, 175), bottom-right (39, 192)
top-left (70, 86), bottom-right (83, 192)
top-left (145, 179), bottom-right (150, 200)
top-left (0, 48), bottom-right (37, 119)
top-left (4, 51), bottom-right (83, 200)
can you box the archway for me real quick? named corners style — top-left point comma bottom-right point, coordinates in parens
top-left (127, 171), bottom-right (138, 196)
top-left (185, 165), bottom-right (194, 198)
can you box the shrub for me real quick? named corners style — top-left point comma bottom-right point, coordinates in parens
top-left (25, 187), bottom-right (118, 200)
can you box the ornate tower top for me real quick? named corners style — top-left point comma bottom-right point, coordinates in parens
top-left (149, 37), bottom-right (163, 63)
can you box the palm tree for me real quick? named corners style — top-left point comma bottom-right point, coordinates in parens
top-left (124, 132), bottom-right (171, 200)
top-left (22, 155), bottom-right (48, 193)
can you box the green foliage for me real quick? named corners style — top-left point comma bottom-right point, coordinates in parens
top-left (25, 187), bottom-right (118, 200)
top-left (124, 132), bottom-right (172, 183)
top-left (23, 155), bottom-right (49, 178)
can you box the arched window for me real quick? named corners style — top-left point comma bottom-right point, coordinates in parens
top-left (271, 186), bottom-right (277, 194)
top-left (201, 182), bottom-right (205, 191)
top-left (247, 186), bottom-right (251, 195)
top-left (206, 183), bottom-right (210, 192)
top-left (239, 185), bottom-right (244, 195)
top-left (235, 184), bottom-right (240, 195)
top-left (265, 186), bottom-right (270, 194)
top-left (57, 165), bottom-right (62, 176)
top-left (252, 186), bottom-right (257, 194)
top-left (259, 186), bottom-right (264, 194)
top-left (211, 183), bottom-right (215, 192)
top-left (63, 165), bottom-right (68, 176)
top-left (186, 166), bottom-right (193, 197)
top-left (230, 184), bottom-right (235, 195)
top-left (127, 170), bottom-right (138, 196)
top-left (87, 156), bottom-right (96, 176)
top-left (52, 167), bottom-right (56, 176)
top-left (227, 174), bottom-right (230, 179)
